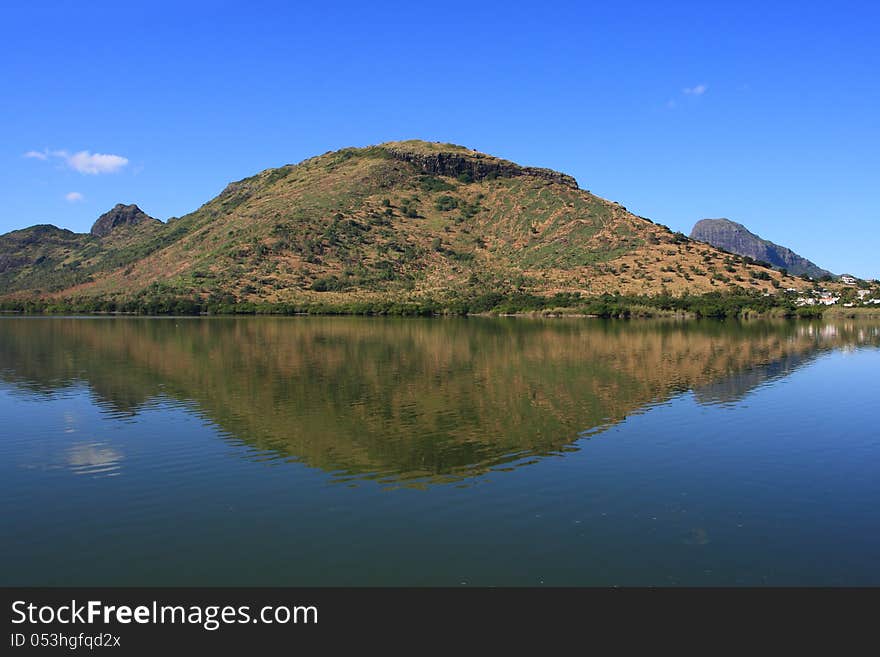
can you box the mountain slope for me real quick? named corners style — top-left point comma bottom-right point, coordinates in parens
top-left (690, 218), bottom-right (832, 279)
top-left (1, 141), bottom-right (812, 305)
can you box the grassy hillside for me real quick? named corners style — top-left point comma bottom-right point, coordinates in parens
top-left (1, 140), bottom-right (818, 309)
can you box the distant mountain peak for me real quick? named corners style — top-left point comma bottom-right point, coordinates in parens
top-left (90, 203), bottom-right (159, 237)
top-left (690, 218), bottom-right (832, 278)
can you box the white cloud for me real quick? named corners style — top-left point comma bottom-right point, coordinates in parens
top-left (65, 151), bottom-right (129, 174)
top-left (65, 191), bottom-right (84, 202)
top-left (23, 148), bottom-right (130, 174)
top-left (683, 84), bottom-right (708, 96)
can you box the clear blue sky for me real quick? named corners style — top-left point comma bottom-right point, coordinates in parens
top-left (2, 1), bottom-right (877, 278)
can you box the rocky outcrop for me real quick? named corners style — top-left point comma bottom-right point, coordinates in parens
top-left (383, 147), bottom-right (579, 189)
top-left (690, 218), bottom-right (832, 278)
top-left (90, 204), bottom-right (159, 237)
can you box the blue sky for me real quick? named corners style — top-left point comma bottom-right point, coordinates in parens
top-left (2, 1), bottom-right (878, 277)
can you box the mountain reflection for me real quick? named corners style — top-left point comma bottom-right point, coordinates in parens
top-left (1, 317), bottom-right (878, 483)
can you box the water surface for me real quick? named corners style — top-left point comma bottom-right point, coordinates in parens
top-left (1, 316), bottom-right (878, 585)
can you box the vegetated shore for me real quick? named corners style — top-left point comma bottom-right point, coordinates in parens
top-left (3, 290), bottom-right (878, 320)
top-left (819, 306), bottom-right (880, 319)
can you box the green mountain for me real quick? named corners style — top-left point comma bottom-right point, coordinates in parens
top-left (0, 206), bottom-right (163, 293)
top-left (1, 141), bottom-right (811, 308)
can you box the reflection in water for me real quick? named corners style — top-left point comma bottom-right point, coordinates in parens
top-left (3, 316), bottom-right (880, 587)
top-left (66, 442), bottom-right (123, 478)
top-left (1, 317), bottom-right (878, 484)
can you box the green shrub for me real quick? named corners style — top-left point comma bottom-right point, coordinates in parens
top-left (434, 195), bottom-right (458, 212)
top-left (311, 275), bottom-right (345, 292)
top-left (418, 176), bottom-right (455, 192)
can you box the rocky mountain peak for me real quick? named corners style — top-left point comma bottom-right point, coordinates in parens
top-left (90, 204), bottom-right (159, 238)
top-left (690, 218), bottom-right (831, 278)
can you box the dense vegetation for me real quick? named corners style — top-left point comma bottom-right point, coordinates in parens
top-left (0, 289), bottom-right (828, 319)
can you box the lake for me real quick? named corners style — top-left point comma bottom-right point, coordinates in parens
top-left (1, 316), bottom-right (878, 586)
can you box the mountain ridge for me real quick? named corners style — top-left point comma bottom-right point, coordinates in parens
top-left (1, 140), bottom-right (819, 307)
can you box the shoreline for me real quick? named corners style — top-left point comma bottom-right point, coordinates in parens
top-left (3, 307), bottom-right (880, 320)
top-left (3, 290), bottom-right (879, 320)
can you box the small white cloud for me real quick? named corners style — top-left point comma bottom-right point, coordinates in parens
top-left (23, 148), bottom-right (129, 174)
top-left (65, 191), bottom-right (84, 202)
top-left (683, 84), bottom-right (708, 96)
top-left (66, 151), bottom-right (129, 174)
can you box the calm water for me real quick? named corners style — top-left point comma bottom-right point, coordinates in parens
top-left (1, 316), bottom-right (878, 586)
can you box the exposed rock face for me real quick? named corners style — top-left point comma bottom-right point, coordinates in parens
top-left (383, 147), bottom-right (579, 189)
top-left (690, 218), bottom-right (832, 278)
top-left (90, 204), bottom-right (159, 237)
